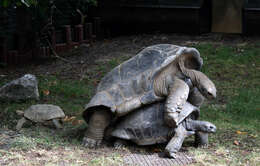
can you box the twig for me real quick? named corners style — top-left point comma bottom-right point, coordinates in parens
top-left (45, 39), bottom-right (79, 64)
top-left (76, 9), bottom-right (87, 25)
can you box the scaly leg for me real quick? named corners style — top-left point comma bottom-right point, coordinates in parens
top-left (195, 131), bottom-right (208, 148)
top-left (165, 125), bottom-right (190, 158)
top-left (16, 117), bottom-right (27, 131)
top-left (52, 119), bottom-right (63, 129)
top-left (83, 110), bottom-right (111, 148)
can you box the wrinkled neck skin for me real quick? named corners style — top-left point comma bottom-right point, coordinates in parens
top-left (185, 119), bottom-right (205, 131)
top-left (178, 59), bottom-right (200, 87)
top-left (154, 62), bottom-right (182, 96)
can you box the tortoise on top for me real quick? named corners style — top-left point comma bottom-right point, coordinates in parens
top-left (82, 44), bottom-right (216, 148)
top-left (16, 104), bottom-right (65, 130)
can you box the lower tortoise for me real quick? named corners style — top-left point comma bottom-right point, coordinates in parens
top-left (109, 101), bottom-right (217, 158)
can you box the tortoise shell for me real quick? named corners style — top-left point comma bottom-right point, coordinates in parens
top-left (83, 44), bottom-right (202, 122)
top-left (110, 101), bottom-right (199, 145)
top-left (24, 104), bottom-right (65, 123)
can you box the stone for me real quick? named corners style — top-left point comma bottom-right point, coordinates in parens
top-left (0, 74), bottom-right (39, 102)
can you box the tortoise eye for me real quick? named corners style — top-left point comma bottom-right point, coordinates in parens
top-left (201, 87), bottom-right (207, 92)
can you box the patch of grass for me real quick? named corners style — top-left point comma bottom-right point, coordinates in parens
top-left (89, 153), bottom-right (123, 166)
top-left (191, 43), bottom-right (260, 165)
top-left (0, 42), bottom-right (259, 165)
top-left (11, 135), bottom-right (38, 151)
top-left (190, 146), bottom-right (260, 166)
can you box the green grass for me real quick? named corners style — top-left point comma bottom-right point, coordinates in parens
top-left (189, 43), bottom-right (260, 165)
top-left (0, 43), bottom-right (259, 165)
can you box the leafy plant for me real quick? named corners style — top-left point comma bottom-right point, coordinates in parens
top-left (0, 0), bottom-right (37, 8)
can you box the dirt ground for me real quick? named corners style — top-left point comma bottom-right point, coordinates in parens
top-left (0, 33), bottom-right (258, 80)
top-left (0, 33), bottom-right (259, 166)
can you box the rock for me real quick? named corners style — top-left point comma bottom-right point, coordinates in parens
top-left (0, 74), bottom-right (39, 102)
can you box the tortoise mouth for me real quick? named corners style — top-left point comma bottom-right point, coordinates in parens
top-left (208, 125), bottom-right (217, 133)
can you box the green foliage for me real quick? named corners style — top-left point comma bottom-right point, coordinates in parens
top-left (0, 0), bottom-right (37, 8)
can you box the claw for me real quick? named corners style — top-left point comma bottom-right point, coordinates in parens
top-left (114, 142), bottom-right (124, 150)
top-left (114, 139), bottom-right (127, 150)
top-left (82, 137), bottom-right (102, 148)
top-left (165, 150), bottom-right (178, 159)
top-left (197, 144), bottom-right (208, 148)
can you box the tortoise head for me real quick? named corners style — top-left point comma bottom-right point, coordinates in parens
top-left (199, 121), bottom-right (217, 133)
top-left (194, 70), bottom-right (217, 100)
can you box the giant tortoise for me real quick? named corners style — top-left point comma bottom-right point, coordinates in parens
top-left (110, 101), bottom-right (216, 158)
top-left (82, 44), bottom-right (216, 148)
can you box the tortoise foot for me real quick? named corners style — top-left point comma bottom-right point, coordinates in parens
top-left (82, 137), bottom-right (102, 148)
top-left (165, 150), bottom-right (178, 159)
top-left (197, 144), bottom-right (208, 149)
top-left (114, 139), bottom-right (127, 149)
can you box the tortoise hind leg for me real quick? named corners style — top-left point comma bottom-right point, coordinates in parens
top-left (83, 109), bottom-right (111, 148)
top-left (16, 117), bottom-right (27, 131)
top-left (52, 119), bottom-right (63, 129)
top-left (165, 125), bottom-right (192, 158)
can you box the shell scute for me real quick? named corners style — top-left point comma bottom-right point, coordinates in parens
top-left (24, 104), bottom-right (65, 122)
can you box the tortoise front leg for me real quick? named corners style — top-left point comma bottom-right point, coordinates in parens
top-left (165, 125), bottom-right (191, 158)
top-left (16, 117), bottom-right (27, 131)
top-left (195, 131), bottom-right (208, 148)
top-left (52, 119), bottom-right (63, 129)
top-left (164, 77), bottom-right (190, 128)
top-left (83, 109), bottom-right (111, 148)
top-left (114, 139), bottom-right (128, 149)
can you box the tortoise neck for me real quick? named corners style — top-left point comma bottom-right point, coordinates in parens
top-left (186, 119), bottom-right (203, 131)
top-left (178, 59), bottom-right (200, 87)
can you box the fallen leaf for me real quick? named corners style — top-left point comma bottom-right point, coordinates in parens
top-left (52, 81), bottom-right (57, 85)
top-left (152, 148), bottom-right (162, 153)
top-left (233, 140), bottom-right (239, 146)
top-left (63, 116), bottom-right (76, 122)
top-left (236, 130), bottom-right (247, 135)
top-left (249, 134), bottom-right (257, 138)
top-left (43, 90), bottom-right (50, 96)
top-left (72, 119), bottom-right (84, 126)
top-left (63, 116), bottom-right (69, 121)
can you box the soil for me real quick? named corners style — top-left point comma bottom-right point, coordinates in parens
top-left (0, 33), bottom-right (258, 81)
top-left (0, 33), bottom-right (259, 165)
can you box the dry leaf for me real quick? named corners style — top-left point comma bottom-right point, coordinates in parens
top-left (236, 130), bottom-right (247, 135)
top-left (72, 119), bottom-right (84, 126)
top-left (52, 81), bottom-right (57, 85)
top-left (233, 140), bottom-right (239, 146)
top-left (152, 148), bottom-right (162, 153)
top-left (63, 116), bottom-right (69, 121)
top-left (249, 134), bottom-right (257, 138)
top-left (63, 116), bottom-right (76, 122)
top-left (43, 90), bottom-right (50, 96)
top-left (78, 120), bottom-right (84, 124)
